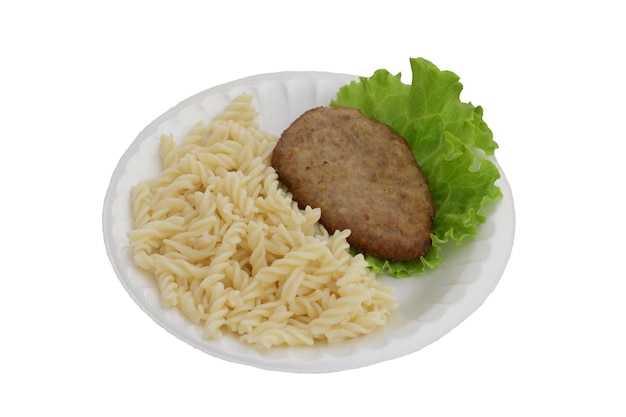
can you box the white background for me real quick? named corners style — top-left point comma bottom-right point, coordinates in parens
top-left (2, 1), bottom-right (624, 415)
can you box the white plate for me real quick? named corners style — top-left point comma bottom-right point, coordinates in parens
top-left (102, 71), bottom-right (515, 373)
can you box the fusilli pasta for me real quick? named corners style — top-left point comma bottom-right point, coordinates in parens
top-left (128, 93), bottom-right (396, 348)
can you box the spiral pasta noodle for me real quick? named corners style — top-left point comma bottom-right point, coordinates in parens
top-left (128, 93), bottom-right (396, 348)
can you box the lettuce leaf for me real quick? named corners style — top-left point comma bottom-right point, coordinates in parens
top-left (331, 57), bottom-right (502, 277)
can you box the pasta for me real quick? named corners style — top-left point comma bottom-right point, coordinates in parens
top-left (128, 93), bottom-right (396, 348)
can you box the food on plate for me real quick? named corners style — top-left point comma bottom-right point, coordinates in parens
top-left (125, 56), bottom-right (503, 349)
top-left (331, 57), bottom-right (503, 277)
top-left (271, 106), bottom-right (435, 261)
top-left (128, 94), bottom-right (396, 349)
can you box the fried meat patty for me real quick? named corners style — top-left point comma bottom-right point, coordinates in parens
top-left (271, 106), bottom-right (435, 261)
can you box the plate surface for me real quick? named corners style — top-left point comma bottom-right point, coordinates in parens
top-left (102, 71), bottom-right (515, 373)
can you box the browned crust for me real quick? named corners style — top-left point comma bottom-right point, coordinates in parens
top-left (271, 106), bottom-right (435, 261)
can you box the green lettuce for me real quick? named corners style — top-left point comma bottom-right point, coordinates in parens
top-left (331, 57), bottom-right (502, 277)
